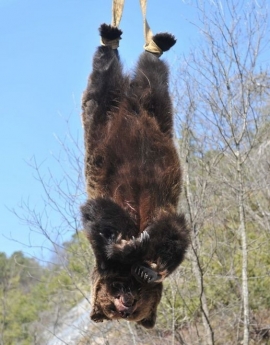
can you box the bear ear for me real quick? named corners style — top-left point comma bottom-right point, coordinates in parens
top-left (90, 276), bottom-right (110, 323)
top-left (137, 310), bottom-right (157, 329)
top-left (137, 285), bottom-right (162, 329)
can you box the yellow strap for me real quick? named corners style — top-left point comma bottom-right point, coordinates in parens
top-left (139, 0), bottom-right (153, 45)
top-left (112, 0), bottom-right (125, 27)
top-left (139, 0), bottom-right (163, 55)
top-left (100, 37), bottom-right (120, 49)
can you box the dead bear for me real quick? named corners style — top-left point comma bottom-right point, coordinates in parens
top-left (80, 24), bottom-right (189, 329)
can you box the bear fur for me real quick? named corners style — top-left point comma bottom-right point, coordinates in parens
top-left (80, 24), bottom-right (189, 329)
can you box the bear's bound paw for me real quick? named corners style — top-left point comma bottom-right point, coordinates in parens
top-left (152, 33), bottom-right (176, 52)
top-left (99, 23), bottom-right (122, 40)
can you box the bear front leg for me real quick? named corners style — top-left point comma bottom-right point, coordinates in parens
top-left (81, 198), bottom-right (139, 271)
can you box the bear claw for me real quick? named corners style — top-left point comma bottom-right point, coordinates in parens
top-left (132, 264), bottom-right (161, 284)
top-left (139, 231), bottom-right (150, 242)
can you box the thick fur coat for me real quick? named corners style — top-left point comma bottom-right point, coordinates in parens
top-left (81, 24), bottom-right (189, 328)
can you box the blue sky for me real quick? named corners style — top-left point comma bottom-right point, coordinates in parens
top-left (0, 0), bottom-right (198, 261)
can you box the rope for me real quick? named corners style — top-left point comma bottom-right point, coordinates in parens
top-left (112, 0), bottom-right (125, 27)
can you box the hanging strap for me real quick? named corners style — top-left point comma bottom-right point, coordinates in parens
top-left (139, 0), bottom-right (153, 45)
top-left (112, 0), bottom-right (125, 27)
top-left (110, 0), bottom-right (162, 55)
top-left (139, 0), bottom-right (163, 55)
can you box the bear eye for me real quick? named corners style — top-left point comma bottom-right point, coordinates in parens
top-left (111, 282), bottom-right (123, 290)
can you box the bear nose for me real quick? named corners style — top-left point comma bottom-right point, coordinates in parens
top-left (121, 293), bottom-right (134, 307)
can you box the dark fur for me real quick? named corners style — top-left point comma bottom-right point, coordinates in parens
top-left (81, 24), bottom-right (189, 328)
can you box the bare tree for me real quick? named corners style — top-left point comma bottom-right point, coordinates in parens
top-left (175, 0), bottom-right (270, 344)
top-left (176, 75), bottom-right (216, 345)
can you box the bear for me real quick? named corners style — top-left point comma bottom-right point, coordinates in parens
top-left (80, 24), bottom-right (190, 329)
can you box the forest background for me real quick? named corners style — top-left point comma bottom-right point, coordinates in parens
top-left (1, 0), bottom-right (270, 344)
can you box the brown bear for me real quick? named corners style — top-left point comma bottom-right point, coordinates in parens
top-left (80, 24), bottom-right (189, 329)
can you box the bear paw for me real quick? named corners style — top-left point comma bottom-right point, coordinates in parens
top-left (152, 33), bottom-right (176, 52)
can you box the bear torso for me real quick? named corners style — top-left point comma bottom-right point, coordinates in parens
top-left (85, 103), bottom-right (181, 231)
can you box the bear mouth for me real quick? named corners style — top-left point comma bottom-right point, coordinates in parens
top-left (114, 295), bottom-right (137, 319)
